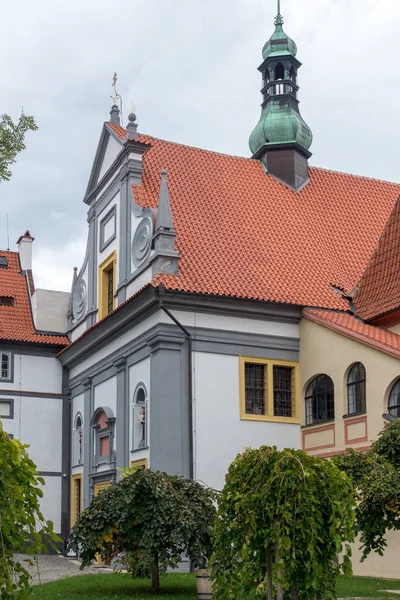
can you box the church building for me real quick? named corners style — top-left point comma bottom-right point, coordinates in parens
top-left (1, 2), bottom-right (400, 577)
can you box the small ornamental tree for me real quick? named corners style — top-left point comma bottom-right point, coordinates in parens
top-left (334, 420), bottom-right (400, 560)
top-left (0, 112), bottom-right (38, 183)
top-left (0, 421), bottom-right (59, 599)
top-left (69, 468), bottom-right (216, 594)
top-left (211, 447), bottom-right (355, 600)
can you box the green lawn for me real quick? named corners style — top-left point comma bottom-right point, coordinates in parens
top-left (32, 573), bottom-right (400, 599)
top-left (337, 575), bottom-right (400, 598)
top-left (32, 573), bottom-right (197, 599)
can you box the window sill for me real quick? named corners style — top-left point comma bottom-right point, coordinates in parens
top-left (241, 414), bottom-right (300, 425)
top-left (343, 411), bottom-right (366, 420)
top-left (130, 446), bottom-right (149, 453)
top-left (301, 420), bottom-right (335, 429)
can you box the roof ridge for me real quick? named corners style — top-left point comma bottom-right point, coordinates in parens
top-left (107, 122), bottom-right (400, 186)
top-left (309, 165), bottom-right (400, 186)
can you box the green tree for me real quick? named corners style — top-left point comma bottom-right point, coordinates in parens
top-left (0, 421), bottom-right (59, 599)
top-left (0, 113), bottom-right (38, 183)
top-left (211, 447), bottom-right (355, 600)
top-left (334, 420), bottom-right (400, 560)
top-left (69, 468), bottom-right (216, 594)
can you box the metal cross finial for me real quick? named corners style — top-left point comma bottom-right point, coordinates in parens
top-left (112, 72), bottom-right (118, 105)
top-left (275, 0), bottom-right (284, 25)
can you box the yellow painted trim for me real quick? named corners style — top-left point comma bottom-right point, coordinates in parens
top-left (94, 480), bottom-right (111, 497)
top-left (70, 473), bottom-right (83, 528)
top-left (239, 356), bottom-right (300, 424)
top-left (131, 457), bottom-right (149, 469)
top-left (98, 250), bottom-right (117, 320)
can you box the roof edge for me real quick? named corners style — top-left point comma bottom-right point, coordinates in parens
top-left (303, 308), bottom-right (400, 360)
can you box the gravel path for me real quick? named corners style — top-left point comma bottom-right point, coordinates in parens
top-left (14, 554), bottom-right (112, 585)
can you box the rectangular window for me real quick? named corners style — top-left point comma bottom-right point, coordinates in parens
top-left (273, 366), bottom-right (294, 418)
top-left (240, 357), bottom-right (299, 423)
top-left (0, 352), bottom-right (12, 382)
top-left (244, 363), bottom-right (266, 415)
top-left (98, 251), bottom-right (117, 320)
top-left (0, 399), bottom-right (13, 419)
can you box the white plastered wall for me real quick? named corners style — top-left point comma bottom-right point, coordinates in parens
top-left (97, 135), bottom-right (122, 182)
top-left (193, 352), bottom-right (300, 492)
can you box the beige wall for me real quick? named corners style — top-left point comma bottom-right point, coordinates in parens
top-left (300, 318), bottom-right (400, 578)
top-left (300, 318), bottom-right (400, 456)
top-left (350, 531), bottom-right (400, 579)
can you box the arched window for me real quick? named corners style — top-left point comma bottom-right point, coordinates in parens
top-left (275, 62), bottom-right (284, 80)
top-left (91, 407), bottom-right (115, 465)
top-left (305, 375), bottom-right (334, 426)
top-left (290, 66), bottom-right (296, 83)
top-left (388, 380), bottom-right (400, 418)
top-left (132, 384), bottom-right (148, 450)
top-left (73, 413), bottom-right (83, 466)
top-left (347, 363), bottom-right (366, 415)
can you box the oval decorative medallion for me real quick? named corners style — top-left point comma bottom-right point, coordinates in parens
top-left (132, 216), bottom-right (153, 267)
top-left (72, 277), bottom-right (87, 320)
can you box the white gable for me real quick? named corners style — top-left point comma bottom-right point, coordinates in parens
top-left (97, 134), bottom-right (122, 183)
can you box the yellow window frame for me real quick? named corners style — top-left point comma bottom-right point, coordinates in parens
top-left (70, 473), bottom-right (83, 528)
top-left (131, 457), bottom-right (149, 470)
top-left (98, 250), bottom-right (117, 320)
top-left (239, 356), bottom-right (300, 424)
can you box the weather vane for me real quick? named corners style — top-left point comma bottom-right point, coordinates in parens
top-left (112, 72), bottom-right (118, 105)
top-left (275, 0), bottom-right (284, 25)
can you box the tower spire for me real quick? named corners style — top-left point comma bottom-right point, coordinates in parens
top-left (275, 0), bottom-right (283, 25)
top-left (249, 5), bottom-right (313, 191)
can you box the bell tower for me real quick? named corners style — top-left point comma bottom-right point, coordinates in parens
top-left (249, 1), bottom-right (313, 191)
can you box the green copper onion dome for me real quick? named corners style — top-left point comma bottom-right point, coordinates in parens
top-left (249, 102), bottom-right (312, 155)
top-left (262, 20), bottom-right (297, 60)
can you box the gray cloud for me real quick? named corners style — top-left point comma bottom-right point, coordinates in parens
top-left (1, 0), bottom-right (399, 290)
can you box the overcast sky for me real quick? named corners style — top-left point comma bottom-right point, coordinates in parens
top-left (1, 0), bottom-right (399, 291)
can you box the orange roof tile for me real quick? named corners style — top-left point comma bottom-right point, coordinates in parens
top-left (353, 197), bottom-right (400, 322)
top-left (0, 251), bottom-right (68, 346)
top-left (107, 123), bottom-right (400, 310)
top-left (303, 308), bottom-right (400, 359)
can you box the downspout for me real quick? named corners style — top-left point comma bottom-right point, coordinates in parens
top-left (158, 288), bottom-right (194, 480)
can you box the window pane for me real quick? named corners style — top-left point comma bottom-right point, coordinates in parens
top-left (305, 375), bottom-right (335, 426)
top-left (0, 402), bottom-right (11, 417)
top-left (75, 478), bottom-right (82, 521)
top-left (245, 363), bottom-right (265, 415)
top-left (100, 436), bottom-right (110, 457)
top-left (107, 268), bottom-right (114, 314)
top-left (348, 364), bottom-right (366, 414)
top-left (273, 366), bottom-right (293, 417)
top-left (1, 354), bottom-right (9, 379)
top-left (389, 380), bottom-right (400, 418)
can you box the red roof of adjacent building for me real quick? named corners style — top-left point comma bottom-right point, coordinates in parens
top-left (303, 308), bottom-right (400, 359)
top-left (0, 251), bottom-right (68, 346)
top-left (353, 197), bottom-right (400, 322)
top-left (108, 123), bottom-right (400, 310)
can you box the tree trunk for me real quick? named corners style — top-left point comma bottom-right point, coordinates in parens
top-left (275, 544), bottom-right (283, 600)
top-left (265, 547), bottom-right (274, 600)
top-left (151, 552), bottom-right (160, 594)
top-left (291, 583), bottom-right (299, 600)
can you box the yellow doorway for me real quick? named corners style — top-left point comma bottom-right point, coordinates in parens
top-left (93, 480), bottom-right (111, 566)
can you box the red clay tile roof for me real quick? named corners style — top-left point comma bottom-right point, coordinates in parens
top-left (108, 123), bottom-right (400, 310)
top-left (353, 197), bottom-right (400, 322)
top-left (303, 308), bottom-right (400, 359)
top-left (0, 251), bottom-right (68, 346)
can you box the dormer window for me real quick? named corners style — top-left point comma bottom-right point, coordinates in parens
top-left (0, 297), bottom-right (14, 306)
top-left (0, 257), bottom-right (8, 268)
